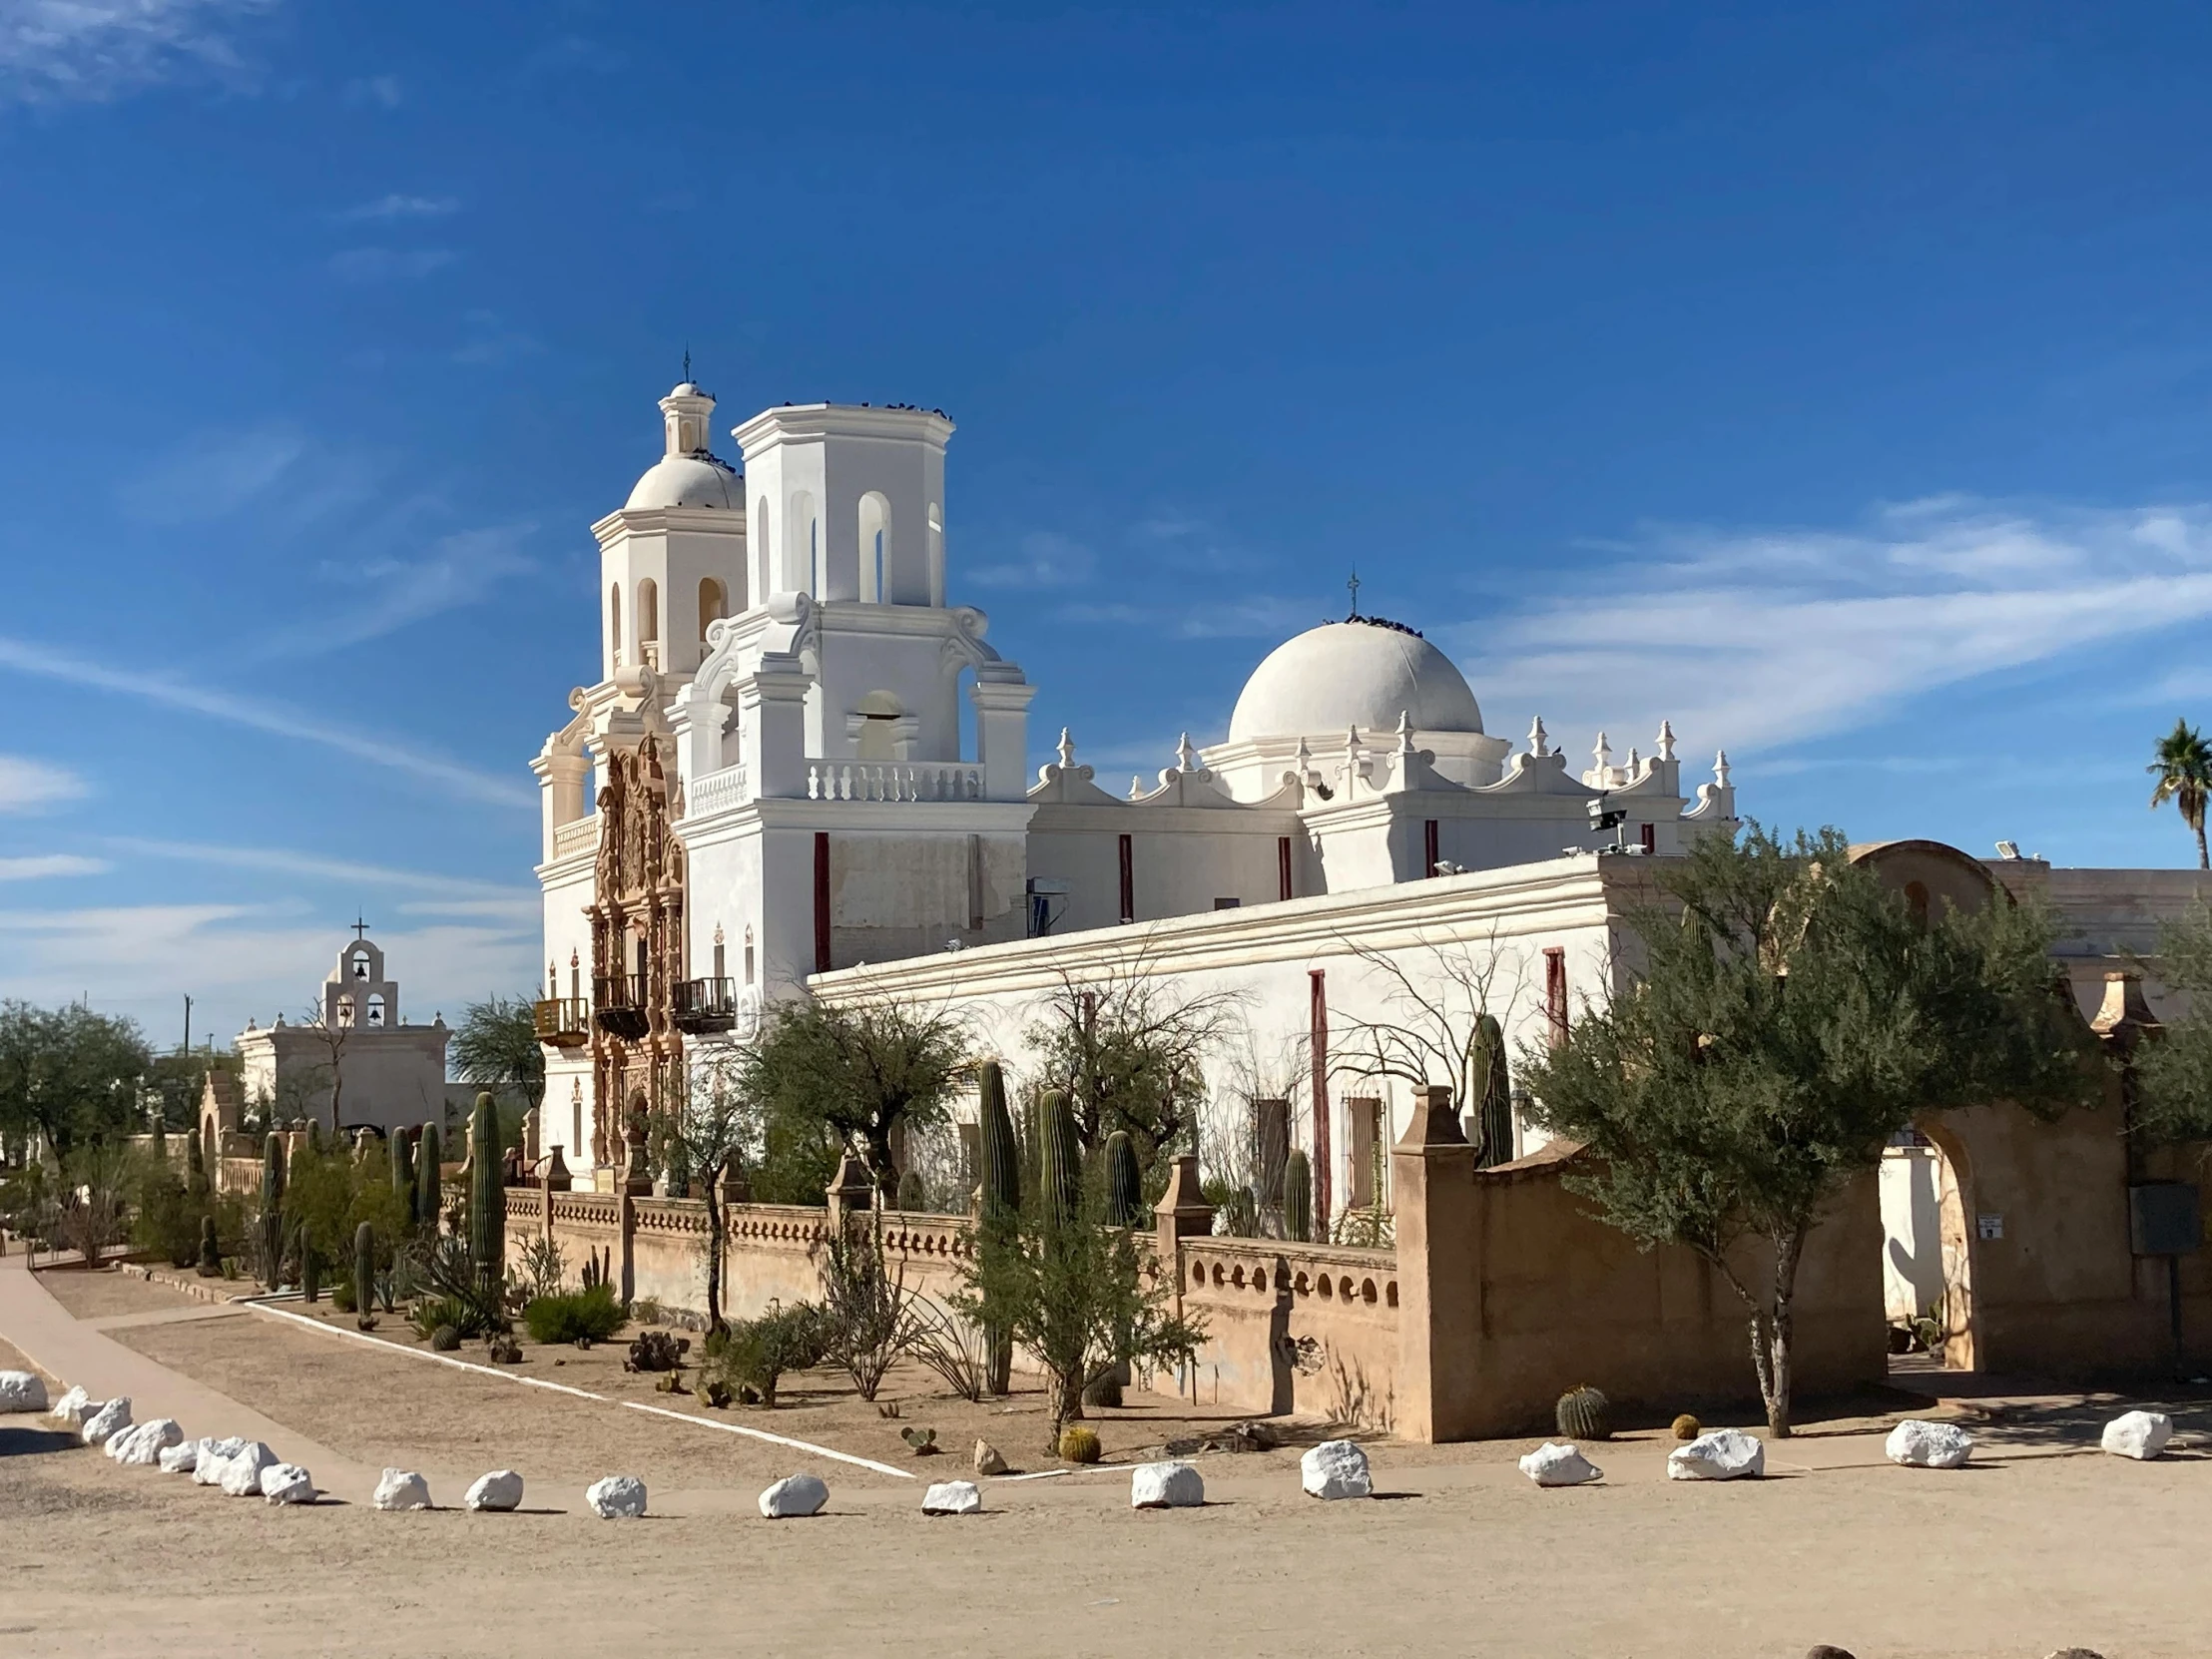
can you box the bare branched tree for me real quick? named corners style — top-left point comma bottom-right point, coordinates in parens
top-left (1024, 948), bottom-right (1247, 1179)
top-left (1328, 928), bottom-right (1534, 1166)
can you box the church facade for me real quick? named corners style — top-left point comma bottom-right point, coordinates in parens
top-left (233, 932), bottom-right (450, 1135)
top-left (531, 379), bottom-right (1739, 1201)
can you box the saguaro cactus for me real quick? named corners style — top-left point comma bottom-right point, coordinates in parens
top-left (1473, 1012), bottom-right (1514, 1169)
top-left (197, 1213), bottom-right (220, 1275)
top-left (416, 1122), bottom-right (441, 1231)
top-left (467, 1093), bottom-right (503, 1299)
top-left (392, 1129), bottom-right (417, 1230)
top-left (974, 1060), bottom-right (1021, 1395)
top-left (258, 1135), bottom-right (287, 1289)
top-left (353, 1222), bottom-right (375, 1323)
top-left (1103, 1129), bottom-right (1141, 1228)
top-left (1039, 1089), bottom-right (1081, 1229)
top-left (1283, 1147), bottom-right (1313, 1243)
top-left (186, 1130), bottom-right (208, 1201)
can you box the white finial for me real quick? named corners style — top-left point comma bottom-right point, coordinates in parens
top-left (1130, 774), bottom-right (1145, 801)
top-left (1592, 731), bottom-right (1612, 771)
top-left (1656, 719), bottom-right (1676, 762)
top-left (1175, 732), bottom-right (1198, 774)
top-left (1714, 750), bottom-right (1731, 786)
top-left (1057, 727), bottom-right (1076, 771)
top-left (1628, 746), bottom-right (1641, 779)
top-left (1528, 716), bottom-right (1549, 758)
top-left (1295, 734), bottom-right (1313, 768)
top-left (1394, 710), bottom-right (1413, 756)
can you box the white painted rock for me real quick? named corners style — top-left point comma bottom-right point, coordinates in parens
top-left (159, 1438), bottom-right (205, 1474)
top-left (49, 1384), bottom-right (90, 1426)
top-left (261, 1462), bottom-right (314, 1504)
top-left (80, 1396), bottom-right (131, 1446)
top-left (373, 1468), bottom-right (433, 1511)
top-left (193, 1436), bottom-right (249, 1484)
top-left (464, 1470), bottom-right (525, 1511)
top-left (588, 1474), bottom-right (649, 1518)
top-left (108, 1418), bottom-right (184, 1465)
top-left (921, 1479), bottom-right (982, 1515)
top-left (1131, 1460), bottom-right (1205, 1508)
top-left (0, 1370), bottom-right (49, 1412)
top-left (757, 1473), bottom-right (827, 1518)
top-left (219, 1441), bottom-right (279, 1496)
top-left (1518, 1440), bottom-right (1603, 1486)
top-left (2101, 1409), bottom-right (2174, 1461)
top-left (1667, 1428), bottom-right (1766, 1480)
top-left (1886, 1419), bottom-right (1973, 1469)
top-left (1301, 1438), bottom-right (1373, 1500)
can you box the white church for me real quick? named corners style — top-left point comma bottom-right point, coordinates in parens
top-left (530, 376), bottom-right (1743, 1215)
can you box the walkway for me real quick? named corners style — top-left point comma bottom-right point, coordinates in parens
top-left (0, 1253), bottom-right (375, 1495)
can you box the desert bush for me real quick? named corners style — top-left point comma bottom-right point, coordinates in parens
top-left (409, 1296), bottom-right (474, 1342)
top-left (903, 1299), bottom-right (991, 1402)
top-left (699, 1303), bottom-right (829, 1406)
top-left (523, 1284), bottom-right (624, 1346)
top-left (819, 1216), bottom-right (923, 1401)
top-left (515, 1236), bottom-right (565, 1304)
top-left (402, 1233), bottom-right (505, 1336)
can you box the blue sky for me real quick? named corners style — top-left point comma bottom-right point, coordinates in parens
top-left (4, 0), bottom-right (2212, 1044)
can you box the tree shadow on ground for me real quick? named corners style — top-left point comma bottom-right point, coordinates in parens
top-left (0, 1425), bottom-right (82, 1458)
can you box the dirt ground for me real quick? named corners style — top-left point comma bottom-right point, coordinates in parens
top-left (34, 1264), bottom-right (203, 1322)
top-left (11, 1269), bottom-right (2212, 1657)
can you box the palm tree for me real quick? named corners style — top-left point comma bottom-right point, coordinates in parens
top-left (2149, 719), bottom-right (2212, 870)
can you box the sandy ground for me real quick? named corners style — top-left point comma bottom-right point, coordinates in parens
top-left (33, 1265), bottom-right (202, 1323)
top-left (10, 1270), bottom-right (2212, 1657)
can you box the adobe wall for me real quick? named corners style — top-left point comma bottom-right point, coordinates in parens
top-left (1170, 1237), bottom-right (1401, 1429)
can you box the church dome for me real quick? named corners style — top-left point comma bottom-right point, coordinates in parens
top-left (624, 451), bottom-right (742, 511)
top-left (1227, 618), bottom-right (1483, 743)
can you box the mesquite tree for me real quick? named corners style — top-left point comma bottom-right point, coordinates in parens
top-left (1519, 824), bottom-right (2093, 1436)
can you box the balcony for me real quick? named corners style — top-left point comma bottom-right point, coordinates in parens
top-left (593, 974), bottom-right (650, 1041)
top-left (673, 977), bottom-right (739, 1035)
top-left (532, 996), bottom-right (590, 1049)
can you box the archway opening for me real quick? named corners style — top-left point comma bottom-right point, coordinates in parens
top-left (1880, 1123), bottom-right (1978, 1373)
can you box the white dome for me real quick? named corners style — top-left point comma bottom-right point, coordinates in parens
top-left (1228, 619), bottom-right (1482, 744)
top-left (625, 452), bottom-right (742, 511)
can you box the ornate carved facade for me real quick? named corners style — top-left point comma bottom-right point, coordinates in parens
top-left (588, 737), bottom-right (686, 1174)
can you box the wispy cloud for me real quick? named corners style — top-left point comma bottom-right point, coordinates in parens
top-left (329, 246), bottom-right (456, 283)
top-left (0, 636), bottom-right (532, 809)
top-left (331, 193), bottom-right (456, 224)
top-left (0, 853), bottom-right (106, 879)
top-left (971, 530), bottom-right (1095, 589)
top-left (1053, 593), bottom-right (1325, 639)
top-left (0, 0), bottom-right (273, 106)
top-left (105, 835), bottom-right (537, 909)
top-left (1456, 498), bottom-right (2212, 761)
top-left (117, 423), bottom-right (308, 524)
top-left (251, 523), bottom-right (537, 659)
top-left (0, 754), bottom-right (88, 813)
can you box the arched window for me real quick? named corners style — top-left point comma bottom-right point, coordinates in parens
top-left (697, 578), bottom-right (725, 644)
top-left (336, 995), bottom-right (355, 1027)
top-left (365, 993), bottom-right (386, 1028)
top-left (857, 492), bottom-right (891, 603)
top-left (609, 583), bottom-right (623, 666)
top-left (743, 924), bottom-right (755, 986)
top-left (927, 500), bottom-right (944, 606)
top-left (637, 578), bottom-right (659, 647)
top-left (788, 489), bottom-right (818, 593)
top-left (351, 950), bottom-right (370, 980)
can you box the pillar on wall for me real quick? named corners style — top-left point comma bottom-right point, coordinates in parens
top-left (738, 653), bottom-right (812, 799)
top-left (826, 1151), bottom-right (874, 1232)
top-left (1390, 1083), bottom-right (1482, 1443)
top-left (970, 670), bottom-right (1037, 801)
top-left (1153, 1153), bottom-right (1215, 1257)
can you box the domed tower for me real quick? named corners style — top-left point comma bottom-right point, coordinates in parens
top-left (1203, 616), bottom-right (1511, 801)
top-left (594, 379), bottom-right (750, 683)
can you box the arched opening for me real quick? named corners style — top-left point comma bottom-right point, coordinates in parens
top-left (336, 995), bottom-right (355, 1027)
top-left (365, 992), bottom-right (386, 1028)
top-left (1880, 1122), bottom-right (1978, 1373)
top-left (637, 578), bottom-right (659, 653)
top-left (788, 489), bottom-right (817, 594)
top-left (927, 500), bottom-right (944, 606)
top-left (755, 496), bottom-right (773, 599)
top-left (857, 491), bottom-right (890, 603)
top-left (1905, 879), bottom-right (1931, 929)
top-left (854, 689), bottom-right (902, 761)
top-left (698, 577), bottom-right (726, 644)
top-left (351, 949), bottom-right (371, 980)
top-left (742, 925), bottom-right (755, 986)
top-left (609, 583), bottom-right (623, 667)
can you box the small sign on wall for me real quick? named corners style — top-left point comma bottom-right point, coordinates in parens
top-left (1976, 1213), bottom-right (2004, 1241)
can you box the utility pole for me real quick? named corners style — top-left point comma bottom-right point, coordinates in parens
top-left (183, 994), bottom-right (193, 1057)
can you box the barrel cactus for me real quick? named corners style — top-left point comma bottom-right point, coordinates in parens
top-left (258, 1134), bottom-right (287, 1289)
top-left (1039, 1089), bottom-right (1081, 1228)
top-left (1283, 1147), bottom-right (1313, 1243)
top-left (1671, 1412), bottom-right (1701, 1441)
top-left (467, 1093), bottom-right (503, 1300)
top-left (1555, 1384), bottom-right (1611, 1442)
top-left (1058, 1423), bottom-right (1102, 1463)
top-left (1473, 1012), bottom-right (1514, 1169)
top-left (416, 1122), bottom-right (441, 1232)
top-left (431, 1324), bottom-right (461, 1353)
top-left (1103, 1129), bottom-right (1141, 1228)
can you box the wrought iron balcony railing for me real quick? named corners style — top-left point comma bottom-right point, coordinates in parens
top-left (532, 996), bottom-right (590, 1048)
top-left (673, 976), bottom-right (738, 1034)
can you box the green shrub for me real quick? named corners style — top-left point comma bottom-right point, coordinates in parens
top-left (330, 1277), bottom-right (357, 1314)
top-left (409, 1296), bottom-right (474, 1342)
top-left (699, 1303), bottom-right (829, 1406)
top-left (523, 1284), bottom-right (625, 1346)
